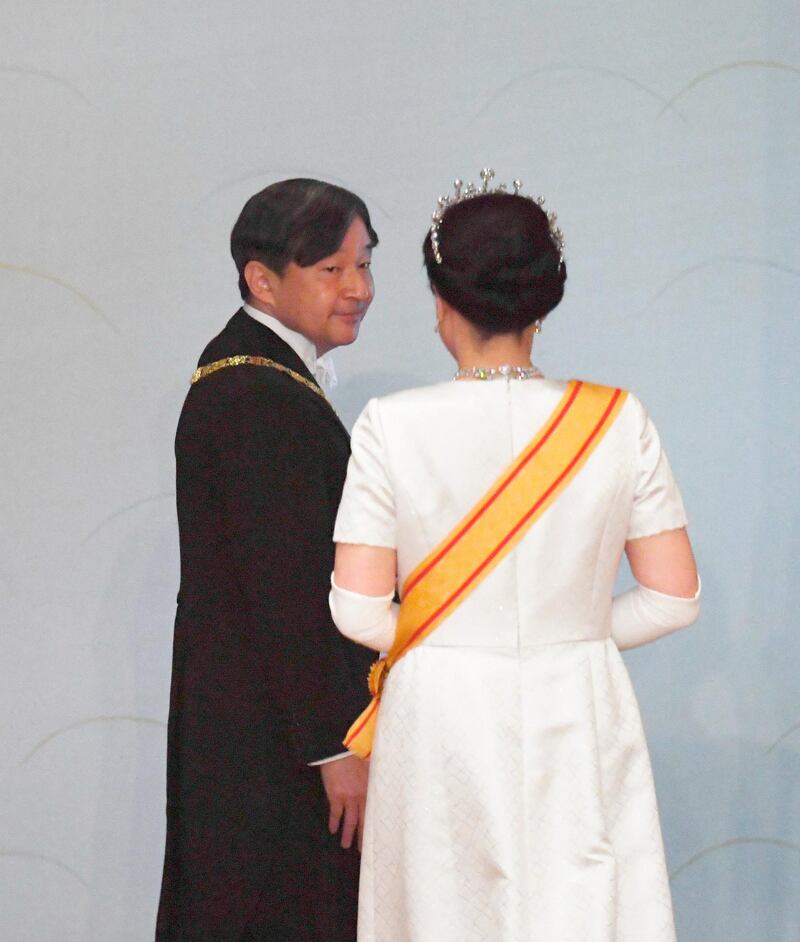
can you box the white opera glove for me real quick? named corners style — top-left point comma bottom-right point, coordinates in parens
top-left (611, 578), bottom-right (701, 650)
top-left (329, 575), bottom-right (398, 652)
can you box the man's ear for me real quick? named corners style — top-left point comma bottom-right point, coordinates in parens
top-left (244, 260), bottom-right (279, 308)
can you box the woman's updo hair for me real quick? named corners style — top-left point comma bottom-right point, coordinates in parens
top-left (423, 192), bottom-right (567, 334)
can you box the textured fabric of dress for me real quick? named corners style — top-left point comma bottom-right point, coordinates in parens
top-left (333, 377), bottom-right (688, 942)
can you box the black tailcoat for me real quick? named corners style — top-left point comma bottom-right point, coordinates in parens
top-left (156, 310), bottom-right (373, 941)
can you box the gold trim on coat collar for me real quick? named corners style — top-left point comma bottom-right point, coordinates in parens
top-left (191, 355), bottom-right (327, 403)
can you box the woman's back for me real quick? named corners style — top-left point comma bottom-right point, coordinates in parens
top-left (334, 377), bottom-right (688, 942)
top-left (337, 377), bottom-right (687, 649)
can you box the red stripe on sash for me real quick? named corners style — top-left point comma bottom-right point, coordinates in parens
top-left (345, 698), bottom-right (379, 744)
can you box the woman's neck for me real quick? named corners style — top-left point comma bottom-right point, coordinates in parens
top-left (454, 328), bottom-right (535, 373)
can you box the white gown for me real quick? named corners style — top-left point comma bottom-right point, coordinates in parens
top-left (333, 377), bottom-right (688, 942)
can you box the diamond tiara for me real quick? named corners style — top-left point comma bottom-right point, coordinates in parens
top-left (430, 167), bottom-right (565, 266)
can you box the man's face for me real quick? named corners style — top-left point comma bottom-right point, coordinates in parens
top-left (268, 218), bottom-right (375, 355)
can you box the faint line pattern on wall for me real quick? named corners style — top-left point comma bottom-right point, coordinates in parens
top-left (470, 64), bottom-right (687, 123)
top-left (0, 64), bottom-right (94, 107)
top-left (81, 492), bottom-right (175, 545)
top-left (21, 716), bottom-right (167, 766)
top-left (0, 263), bottom-right (117, 331)
top-left (658, 59), bottom-right (800, 116)
top-left (195, 168), bottom-right (393, 219)
top-left (633, 255), bottom-right (800, 319)
top-left (669, 836), bottom-right (800, 882)
top-left (766, 719), bottom-right (800, 754)
top-left (0, 850), bottom-right (89, 889)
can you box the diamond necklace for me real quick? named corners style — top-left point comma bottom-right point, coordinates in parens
top-left (453, 364), bottom-right (544, 381)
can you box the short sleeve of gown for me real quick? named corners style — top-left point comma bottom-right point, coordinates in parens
top-left (333, 397), bottom-right (397, 548)
top-left (627, 396), bottom-right (689, 540)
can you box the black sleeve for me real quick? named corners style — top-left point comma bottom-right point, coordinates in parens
top-left (208, 375), bottom-right (372, 765)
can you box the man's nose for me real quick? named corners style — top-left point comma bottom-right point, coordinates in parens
top-left (343, 267), bottom-right (373, 301)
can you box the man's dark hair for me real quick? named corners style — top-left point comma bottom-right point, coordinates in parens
top-left (231, 178), bottom-right (379, 299)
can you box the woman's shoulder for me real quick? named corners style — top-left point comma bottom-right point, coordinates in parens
top-left (565, 375), bottom-right (646, 412)
top-left (352, 380), bottom-right (455, 420)
top-left (349, 382), bottom-right (452, 438)
top-left (353, 376), bottom-right (648, 436)
top-left (372, 379), bottom-right (460, 408)
top-left (369, 375), bottom-right (576, 408)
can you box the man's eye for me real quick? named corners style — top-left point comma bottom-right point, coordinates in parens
top-left (359, 261), bottom-right (372, 270)
top-left (323, 266), bottom-right (340, 273)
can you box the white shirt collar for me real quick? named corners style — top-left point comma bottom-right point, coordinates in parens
top-left (242, 302), bottom-right (337, 393)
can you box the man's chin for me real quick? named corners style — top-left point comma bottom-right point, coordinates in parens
top-left (335, 321), bottom-right (362, 347)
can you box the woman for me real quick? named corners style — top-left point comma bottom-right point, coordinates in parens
top-left (329, 170), bottom-right (700, 942)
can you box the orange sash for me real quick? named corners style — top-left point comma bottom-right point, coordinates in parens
top-left (344, 380), bottom-right (628, 758)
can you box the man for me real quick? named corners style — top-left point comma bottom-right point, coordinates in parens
top-left (156, 179), bottom-right (378, 941)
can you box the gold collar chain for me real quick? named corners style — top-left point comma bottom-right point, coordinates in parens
top-left (191, 355), bottom-right (332, 407)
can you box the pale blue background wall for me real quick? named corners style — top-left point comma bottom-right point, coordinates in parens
top-left (1, 2), bottom-right (798, 939)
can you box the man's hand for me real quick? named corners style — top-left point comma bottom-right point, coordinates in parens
top-left (319, 754), bottom-right (369, 850)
